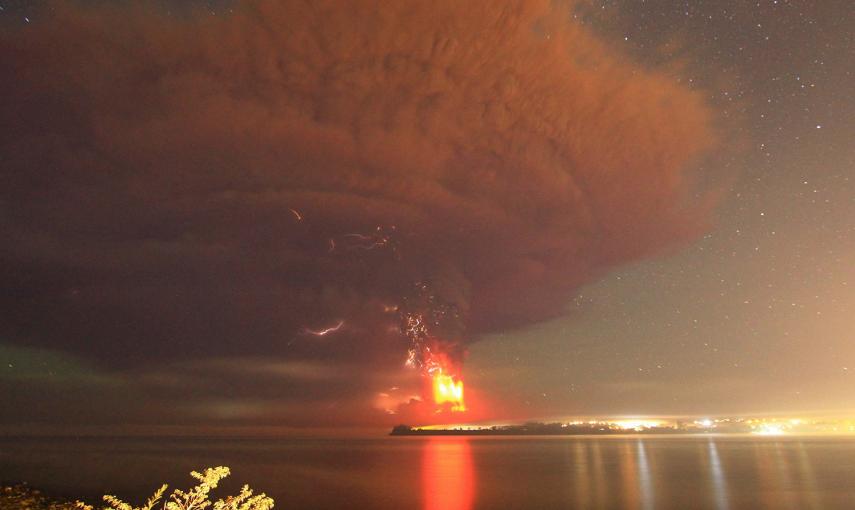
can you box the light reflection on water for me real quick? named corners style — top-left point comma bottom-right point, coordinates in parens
top-left (2, 436), bottom-right (855, 509)
top-left (795, 440), bottom-right (822, 510)
top-left (706, 438), bottom-right (729, 510)
top-left (422, 437), bottom-right (474, 510)
top-left (635, 439), bottom-right (654, 510)
top-left (572, 440), bottom-right (590, 508)
top-left (619, 441), bottom-right (640, 510)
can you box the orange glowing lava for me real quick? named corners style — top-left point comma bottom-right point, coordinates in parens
top-left (433, 372), bottom-right (466, 412)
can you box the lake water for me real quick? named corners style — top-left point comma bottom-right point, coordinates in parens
top-left (2, 435), bottom-right (855, 509)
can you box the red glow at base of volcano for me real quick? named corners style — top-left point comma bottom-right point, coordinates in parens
top-left (432, 372), bottom-right (466, 412)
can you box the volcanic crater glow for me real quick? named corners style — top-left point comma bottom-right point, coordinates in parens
top-left (432, 372), bottom-right (466, 412)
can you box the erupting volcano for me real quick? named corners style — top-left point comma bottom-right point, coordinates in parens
top-left (398, 282), bottom-right (471, 413)
top-left (417, 346), bottom-right (467, 413)
top-left (409, 340), bottom-right (469, 413)
top-left (0, 0), bottom-right (719, 429)
top-left (432, 372), bottom-right (466, 413)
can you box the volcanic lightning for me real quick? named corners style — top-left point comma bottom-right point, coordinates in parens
top-left (341, 226), bottom-right (399, 253)
top-left (398, 283), bottom-right (468, 413)
top-left (303, 321), bottom-right (345, 337)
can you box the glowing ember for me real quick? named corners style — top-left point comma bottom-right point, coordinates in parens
top-left (432, 371), bottom-right (466, 412)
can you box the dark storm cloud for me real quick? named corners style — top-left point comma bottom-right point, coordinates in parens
top-left (0, 0), bottom-right (714, 414)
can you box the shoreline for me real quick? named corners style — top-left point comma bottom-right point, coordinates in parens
top-left (1, 483), bottom-right (80, 510)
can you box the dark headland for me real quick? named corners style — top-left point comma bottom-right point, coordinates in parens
top-left (390, 423), bottom-right (686, 436)
top-left (0, 484), bottom-right (78, 510)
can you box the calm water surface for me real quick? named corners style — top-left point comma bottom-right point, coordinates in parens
top-left (2, 436), bottom-right (855, 509)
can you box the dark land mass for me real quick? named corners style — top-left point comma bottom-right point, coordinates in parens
top-left (0, 484), bottom-right (79, 510)
top-left (389, 423), bottom-right (696, 436)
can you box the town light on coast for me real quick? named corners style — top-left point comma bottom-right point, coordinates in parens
top-left (614, 419), bottom-right (663, 431)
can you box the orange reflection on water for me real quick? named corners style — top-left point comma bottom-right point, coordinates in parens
top-left (422, 437), bottom-right (475, 510)
top-left (619, 441), bottom-right (641, 510)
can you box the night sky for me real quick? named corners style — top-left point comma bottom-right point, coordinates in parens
top-left (471, 0), bottom-right (855, 418)
top-left (1, 0), bottom-right (852, 432)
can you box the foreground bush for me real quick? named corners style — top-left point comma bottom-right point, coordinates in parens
top-left (76, 466), bottom-right (273, 510)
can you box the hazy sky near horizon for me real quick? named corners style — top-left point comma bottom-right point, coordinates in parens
top-left (470, 0), bottom-right (854, 419)
top-left (0, 0), bottom-right (852, 431)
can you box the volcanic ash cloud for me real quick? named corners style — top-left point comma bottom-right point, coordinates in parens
top-left (0, 0), bottom-right (715, 373)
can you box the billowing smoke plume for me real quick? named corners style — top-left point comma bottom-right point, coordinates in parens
top-left (0, 0), bottom-right (714, 421)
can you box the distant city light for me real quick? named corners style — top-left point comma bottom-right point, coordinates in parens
top-left (401, 416), bottom-right (855, 436)
top-left (614, 419), bottom-right (663, 431)
top-left (753, 423), bottom-right (786, 436)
